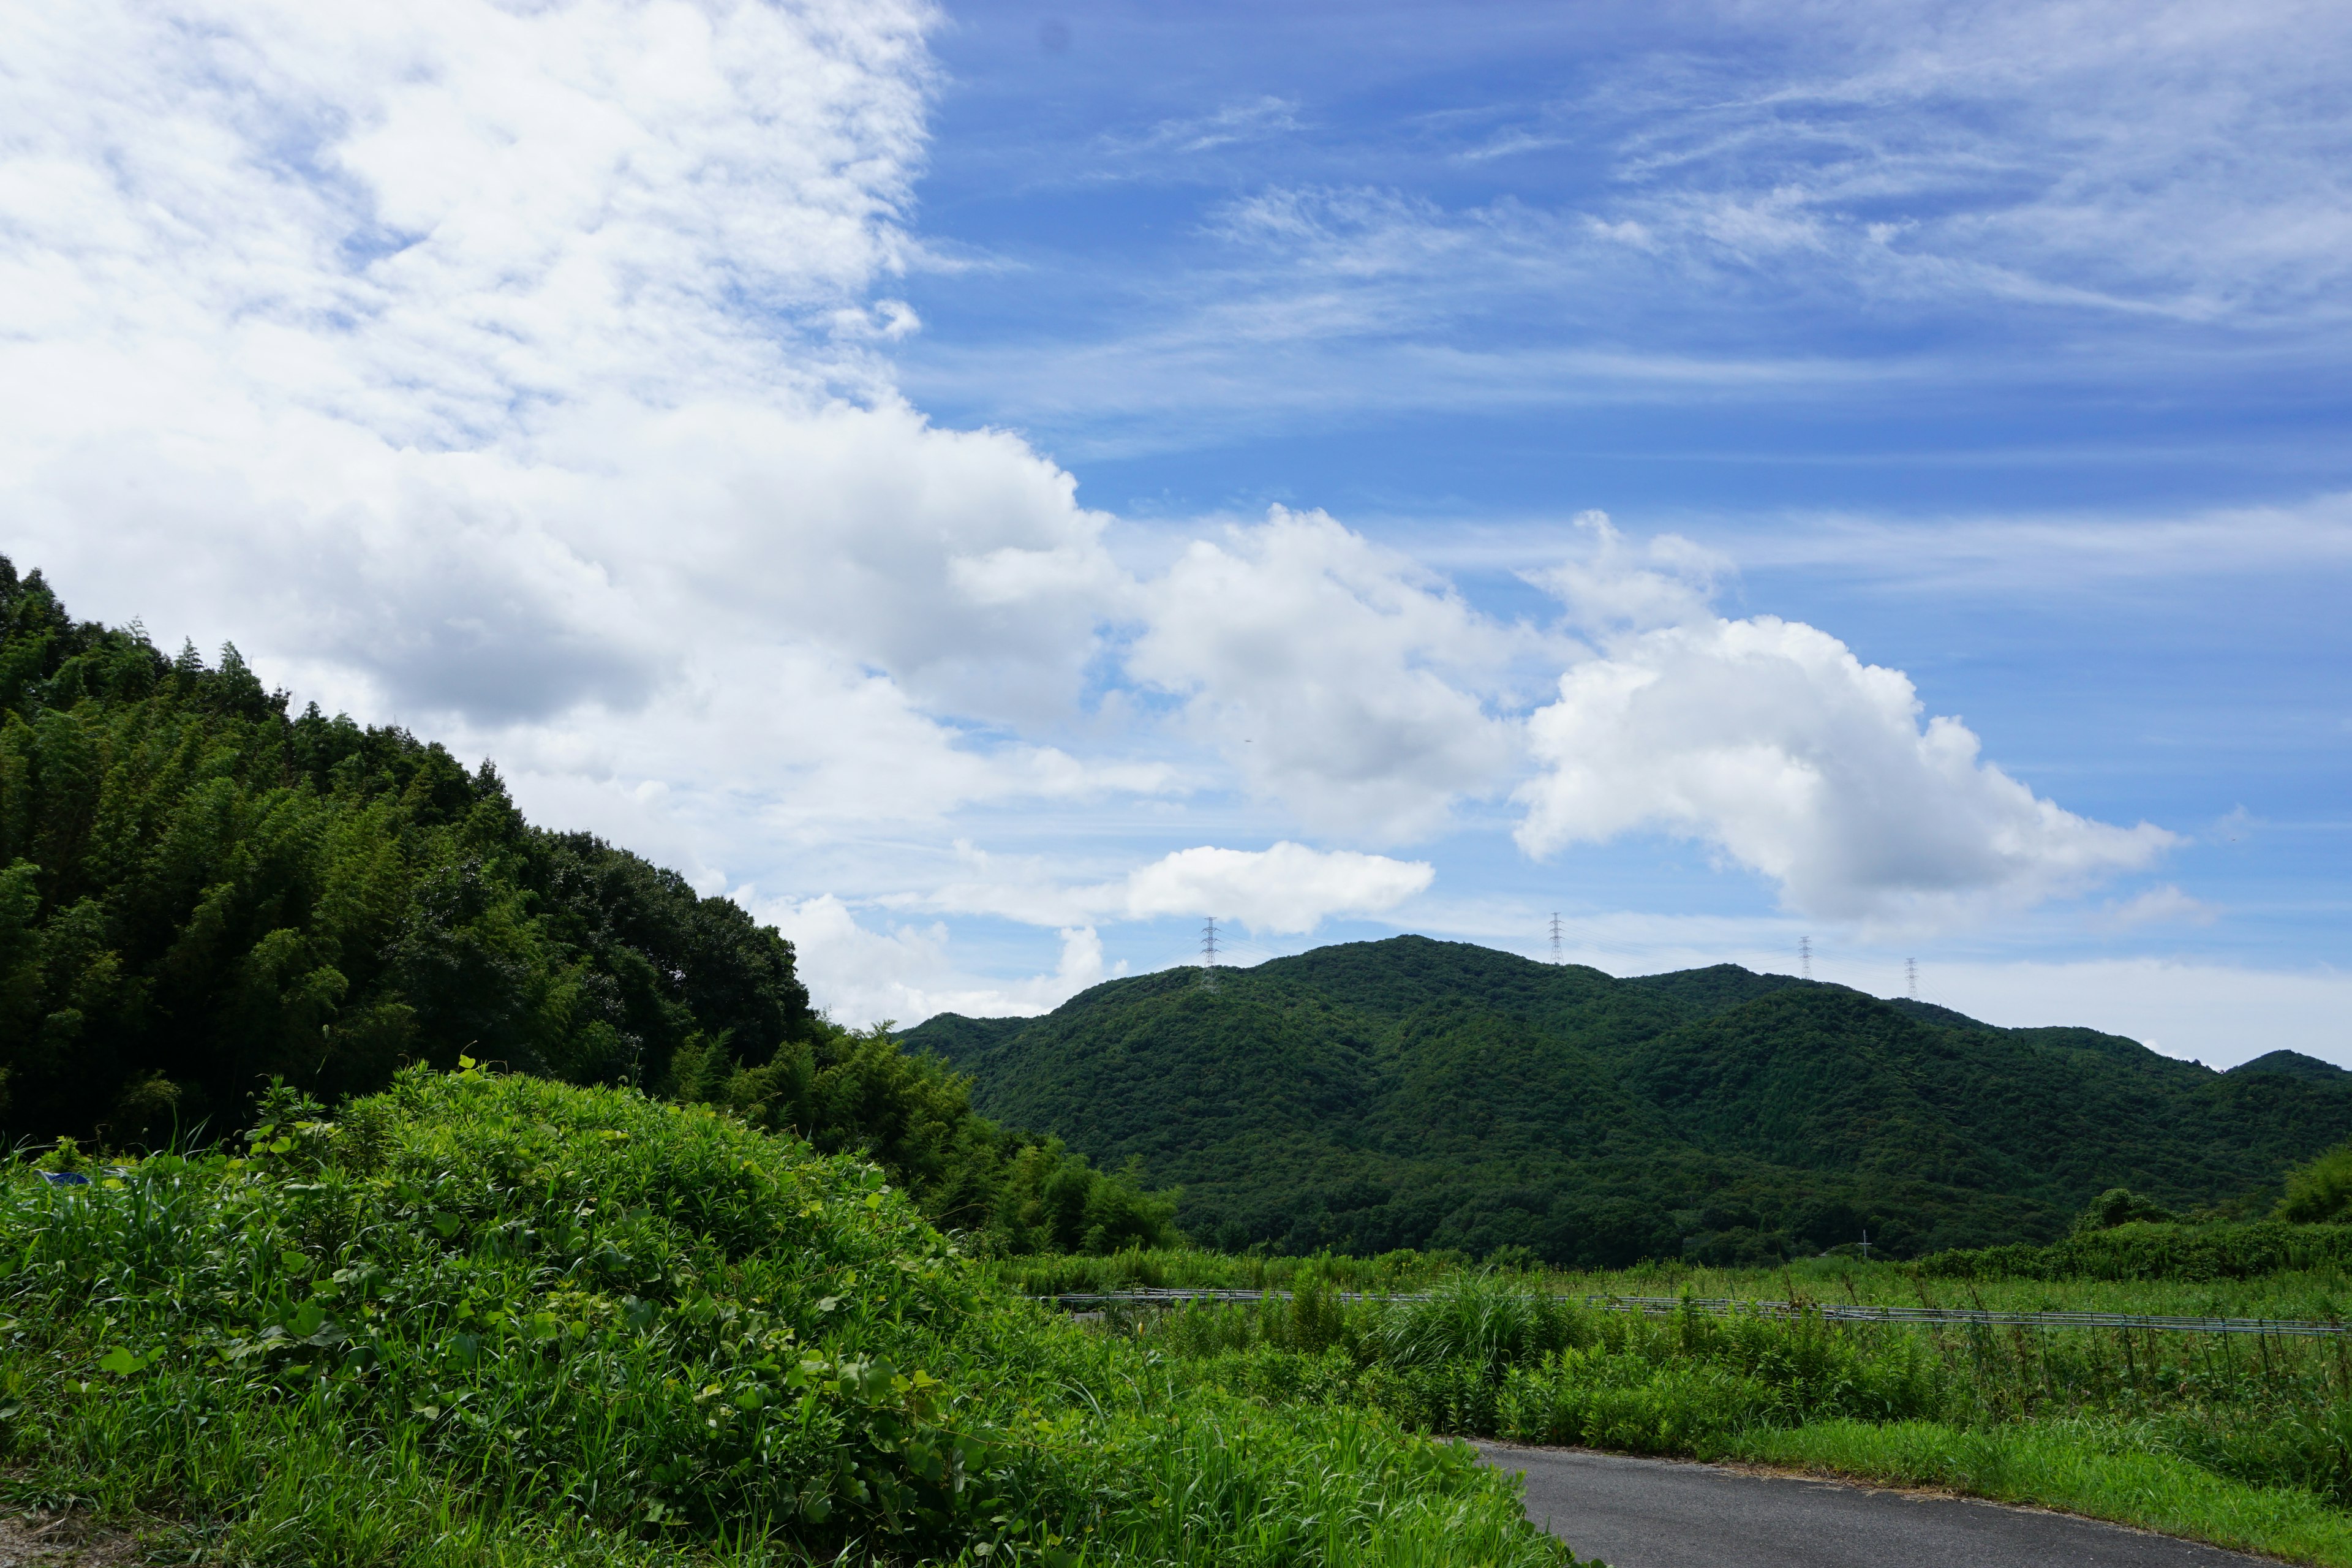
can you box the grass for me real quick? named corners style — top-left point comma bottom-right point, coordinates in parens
top-left (1000, 1246), bottom-right (2352, 1322)
top-left (0, 1068), bottom-right (1581, 1567)
top-left (1082, 1271), bottom-right (2352, 1565)
top-left (1732, 1420), bottom-right (2352, 1566)
top-left (17, 1080), bottom-right (2352, 1566)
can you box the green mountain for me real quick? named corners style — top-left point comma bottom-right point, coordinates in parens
top-left (902, 936), bottom-right (2352, 1264)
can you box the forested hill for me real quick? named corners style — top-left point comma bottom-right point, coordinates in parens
top-left (0, 558), bottom-right (1183, 1254)
top-left (903, 935), bottom-right (2352, 1264)
top-left (0, 557), bottom-right (816, 1140)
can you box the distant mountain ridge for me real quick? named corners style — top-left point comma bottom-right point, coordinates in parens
top-left (902, 936), bottom-right (2352, 1265)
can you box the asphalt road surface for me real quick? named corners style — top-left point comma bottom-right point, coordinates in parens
top-left (1478, 1444), bottom-right (2275, 1568)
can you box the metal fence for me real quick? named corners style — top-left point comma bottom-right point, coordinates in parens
top-left (1038, 1287), bottom-right (2350, 1337)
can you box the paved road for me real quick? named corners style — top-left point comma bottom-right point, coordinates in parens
top-left (1477, 1444), bottom-right (2275, 1568)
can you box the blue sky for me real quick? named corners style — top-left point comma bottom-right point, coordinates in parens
top-left (892, 0), bottom-right (2352, 1016)
top-left (4, 0), bottom-right (2347, 1061)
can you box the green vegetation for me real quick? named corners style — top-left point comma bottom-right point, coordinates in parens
top-left (18, 555), bottom-right (2352, 1561)
top-left (1000, 1245), bottom-right (2352, 1325)
top-left (1923, 1220), bottom-right (2352, 1282)
top-left (0, 554), bottom-right (817, 1131)
top-left (1081, 1269), bottom-right (2352, 1564)
top-left (1732, 1422), bottom-right (2352, 1566)
top-left (1000, 1169), bottom-right (2352, 1563)
top-left (0, 557), bottom-right (1171, 1255)
top-left (906, 938), bottom-right (2352, 1264)
top-left (2282, 1138), bottom-right (2352, 1224)
top-left (0, 1066), bottom-right (1575, 1566)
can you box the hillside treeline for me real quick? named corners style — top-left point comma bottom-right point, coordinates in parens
top-left (0, 557), bottom-right (1172, 1253)
top-left (908, 938), bottom-right (2352, 1265)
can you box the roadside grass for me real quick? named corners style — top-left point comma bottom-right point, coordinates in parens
top-left (1002, 1247), bottom-right (2352, 1322)
top-left (1095, 1273), bottom-right (2352, 1565)
top-left (1727, 1420), bottom-right (2352, 1567)
top-left (0, 1069), bottom-right (1579, 1568)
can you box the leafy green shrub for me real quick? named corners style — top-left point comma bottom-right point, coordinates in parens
top-left (2076, 1188), bottom-right (2179, 1231)
top-left (0, 1065), bottom-right (1573, 1566)
top-left (2278, 1140), bottom-right (2352, 1224)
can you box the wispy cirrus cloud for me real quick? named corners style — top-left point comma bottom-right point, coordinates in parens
top-left (905, 0), bottom-right (2352, 451)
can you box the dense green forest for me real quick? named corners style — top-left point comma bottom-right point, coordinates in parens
top-left (905, 937), bottom-right (2352, 1265)
top-left (0, 557), bottom-right (1171, 1253)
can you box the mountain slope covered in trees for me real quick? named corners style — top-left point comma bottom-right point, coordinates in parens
top-left (0, 558), bottom-right (1172, 1252)
top-left (905, 937), bottom-right (2352, 1263)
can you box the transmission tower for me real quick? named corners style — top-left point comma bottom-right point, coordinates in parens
top-left (1200, 916), bottom-right (1220, 992)
top-left (1549, 912), bottom-right (1564, 965)
top-left (1906, 957), bottom-right (1918, 1000)
top-left (1800, 935), bottom-right (1812, 980)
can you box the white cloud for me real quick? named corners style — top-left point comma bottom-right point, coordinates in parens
top-left (1128, 507), bottom-right (1541, 839)
top-left (1110, 97), bottom-right (1303, 157)
top-left (913, 840), bottom-right (1436, 937)
top-left (2093, 884), bottom-right (2218, 930)
top-left (1525, 510), bottom-right (1727, 635)
top-left (0, 0), bottom-right (1170, 856)
top-left (1117, 842), bottom-right (1433, 933)
top-left (905, 1), bottom-right (2352, 454)
top-left (756, 894), bottom-right (1120, 1027)
top-left (0, 0), bottom-right (2230, 1018)
top-left (1515, 518), bottom-right (2176, 929)
top-left (1693, 492), bottom-right (2352, 595)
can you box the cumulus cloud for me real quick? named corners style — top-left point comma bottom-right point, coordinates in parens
top-left (756, 895), bottom-right (1118, 1025)
top-left (0, 0), bottom-right (1156, 851)
top-left (1128, 508), bottom-right (1540, 839)
top-left (1515, 518), bottom-right (2177, 928)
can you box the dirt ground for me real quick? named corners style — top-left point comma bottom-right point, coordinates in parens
top-left (0, 1512), bottom-right (146, 1567)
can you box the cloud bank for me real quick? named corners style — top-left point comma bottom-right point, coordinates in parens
top-left (0, 0), bottom-right (2187, 1018)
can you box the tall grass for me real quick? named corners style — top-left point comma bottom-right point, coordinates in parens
top-left (1099, 1272), bottom-right (2352, 1562)
top-left (999, 1246), bottom-right (2352, 1322)
top-left (0, 1071), bottom-right (1582, 1567)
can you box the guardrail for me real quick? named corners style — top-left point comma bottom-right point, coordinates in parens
top-left (1039, 1288), bottom-right (2350, 1337)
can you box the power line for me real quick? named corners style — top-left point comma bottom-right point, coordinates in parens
top-left (1549, 912), bottom-right (1563, 964)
